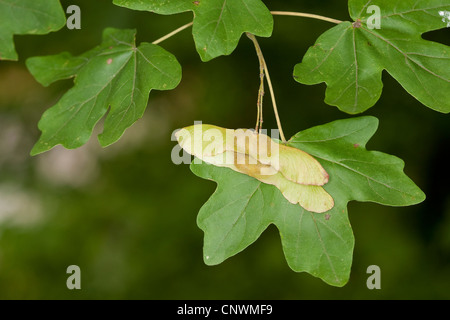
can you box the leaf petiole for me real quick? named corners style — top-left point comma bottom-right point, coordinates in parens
top-left (270, 11), bottom-right (342, 24)
top-left (152, 21), bottom-right (194, 45)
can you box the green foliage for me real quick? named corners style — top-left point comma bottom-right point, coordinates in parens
top-left (0, 0), bottom-right (66, 61)
top-left (26, 28), bottom-right (182, 155)
top-left (1, 0), bottom-right (443, 287)
top-left (191, 117), bottom-right (425, 286)
top-left (113, 0), bottom-right (273, 61)
top-left (294, 0), bottom-right (450, 113)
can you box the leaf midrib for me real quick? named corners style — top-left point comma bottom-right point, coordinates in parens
top-left (289, 123), bottom-right (371, 144)
top-left (312, 154), bottom-right (417, 197)
top-left (209, 183), bottom-right (261, 258)
top-left (310, 212), bottom-right (339, 282)
top-left (44, 52), bottom-right (133, 142)
top-left (362, 26), bottom-right (450, 83)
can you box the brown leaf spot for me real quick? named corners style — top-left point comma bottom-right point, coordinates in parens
top-left (354, 143), bottom-right (360, 148)
top-left (107, 58), bottom-right (113, 65)
top-left (192, 0), bottom-right (200, 5)
top-left (325, 214), bottom-right (330, 221)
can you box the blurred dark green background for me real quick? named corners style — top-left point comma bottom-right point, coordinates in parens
top-left (0, 0), bottom-right (449, 299)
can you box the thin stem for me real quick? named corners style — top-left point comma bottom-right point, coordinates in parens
top-left (247, 33), bottom-right (265, 133)
top-left (263, 59), bottom-right (286, 142)
top-left (255, 82), bottom-right (262, 132)
top-left (257, 71), bottom-right (264, 133)
top-left (271, 11), bottom-right (342, 24)
top-left (246, 33), bottom-right (286, 142)
top-left (152, 22), bottom-right (194, 45)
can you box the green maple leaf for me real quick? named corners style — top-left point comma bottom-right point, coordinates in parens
top-left (113, 0), bottom-right (273, 61)
top-left (0, 0), bottom-right (66, 61)
top-left (26, 28), bottom-right (182, 155)
top-left (294, 0), bottom-right (450, 114)
top-left (190, 116), bottom-right (425, 286)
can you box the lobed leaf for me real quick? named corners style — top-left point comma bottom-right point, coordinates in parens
top-left (113, 0), bottom-right (274, 61)
top-left (27, 28), bottom-right (182, 155)
top-left (294, 0), bottom-right (450, 113)
top-left (190, 116), bottom-right (425, 286)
